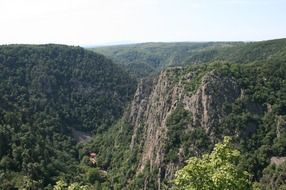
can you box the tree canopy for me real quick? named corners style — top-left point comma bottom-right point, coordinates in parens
top-left (0, 44), bottom-right (136, 189)
top-left (174, 137), bottom-right (251, 190)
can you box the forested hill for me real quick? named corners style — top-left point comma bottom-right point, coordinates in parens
top-left (85, 39), bottom-right (286, 189)
top-left (0, 44), bottom-right (136, 189)
top-left (91, 38), bottom-right (286, 79)
top-left (185, 38), bottom-right (286, 64)
top-left (1, 39), bottom-right (286, 189)
top-left (91, 42), bottom-right (241, 79)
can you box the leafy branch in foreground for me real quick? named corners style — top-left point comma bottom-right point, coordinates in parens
top-left (174, 136), bottom-right (252, 190)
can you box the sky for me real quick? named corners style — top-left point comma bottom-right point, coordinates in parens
top-left (0, 0), bottom-right (285, 46)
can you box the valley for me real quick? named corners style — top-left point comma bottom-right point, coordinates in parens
top-left (0, 39), bottom-right (286, 189)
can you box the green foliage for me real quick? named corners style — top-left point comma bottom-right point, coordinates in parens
top-left (0, 44), bottom-right (136, 188)
top-left (182, 63), bottom-right (209, 94)
top-left (257, 162), bottom-right (286, 190)
top-left (91, 39), bottom-right (286, 79)
top-left (174, 137), bottom-right (251, 190)
top-left (1, 38), bottom-right (286, 189)
top-left (165, 104), bottom-right (192, 162)
top-left (83, 46), bottom-right (286, 189)
top-left (165, 104), bottom-right (210, 163)
top-left (78, 118), bottom-right (139, 189)
top-left (181, 60), bottom-right (286, 182)
top-left (211, 61), bottom-right (286, 180)
top-left (91, 42), bottom-right (240, 79)
top-left (53, 180), bottom-right (90, 190)
top-left (185, 38), bottom-right (286, 65)
top-left (90, 39), bottom-right (286, 189)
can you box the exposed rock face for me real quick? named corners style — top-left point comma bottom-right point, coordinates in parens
top-left (276, 116), bottom-right (286, 138)
top-left (129, 78), bottom-right (154, 150)
top-left (126, 67), bottom-right (241, 189)
top-left (129, 68), bottom-right (183, 173)
top-left (271, 157), bottom-right (286, 166)
top-left (183, 72), bottom-right (240, 134)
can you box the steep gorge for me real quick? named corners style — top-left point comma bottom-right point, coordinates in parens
top-left (92, 60), bottom-right (286, 190)
top-left (1, 40), bottom-right (286, 189)
top-left (83, 40), bottom-right (286, 190)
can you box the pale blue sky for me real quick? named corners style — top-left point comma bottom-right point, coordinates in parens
top-left (0, 0), bottom-right (285, 46)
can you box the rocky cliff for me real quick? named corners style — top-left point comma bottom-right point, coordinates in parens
top-left (126, 65), bottom-right (242, 189)
top-left (89, 61), bottom-right (286, 190)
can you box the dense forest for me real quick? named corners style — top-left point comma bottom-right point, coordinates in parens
top-left (91, 42), bottom-right (241, 79)
top-left (92, 39), bottom-right (286, 80)
top-left (0, 39), bottom-right (286, 189)
top-left (0, 45), bottom-right (136, 189)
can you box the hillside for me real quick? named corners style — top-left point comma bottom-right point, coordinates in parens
top-left (91, 39), bottom-right (286, 81)
top-left (91, 42), bottom-right (241, 79)
top-left (0, 44), bottom-right (136, 189)
top-left (1, 39), bottom-right (286, 189)
top-left (185, 38), bottom-right (286, 64)
top-left (85, 40), bottom-right (286, 189)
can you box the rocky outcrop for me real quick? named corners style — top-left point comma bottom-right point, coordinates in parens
top-left (183, 72), bottom-right (241, 134)
top-left (271, 157), bottom-right (286, 166)
top-left (129, 68), bottom-right (183, 173)
top-left (129, 78), bottom-right (154, 150)
top-left (126, 67), bottom-right (241, 189)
